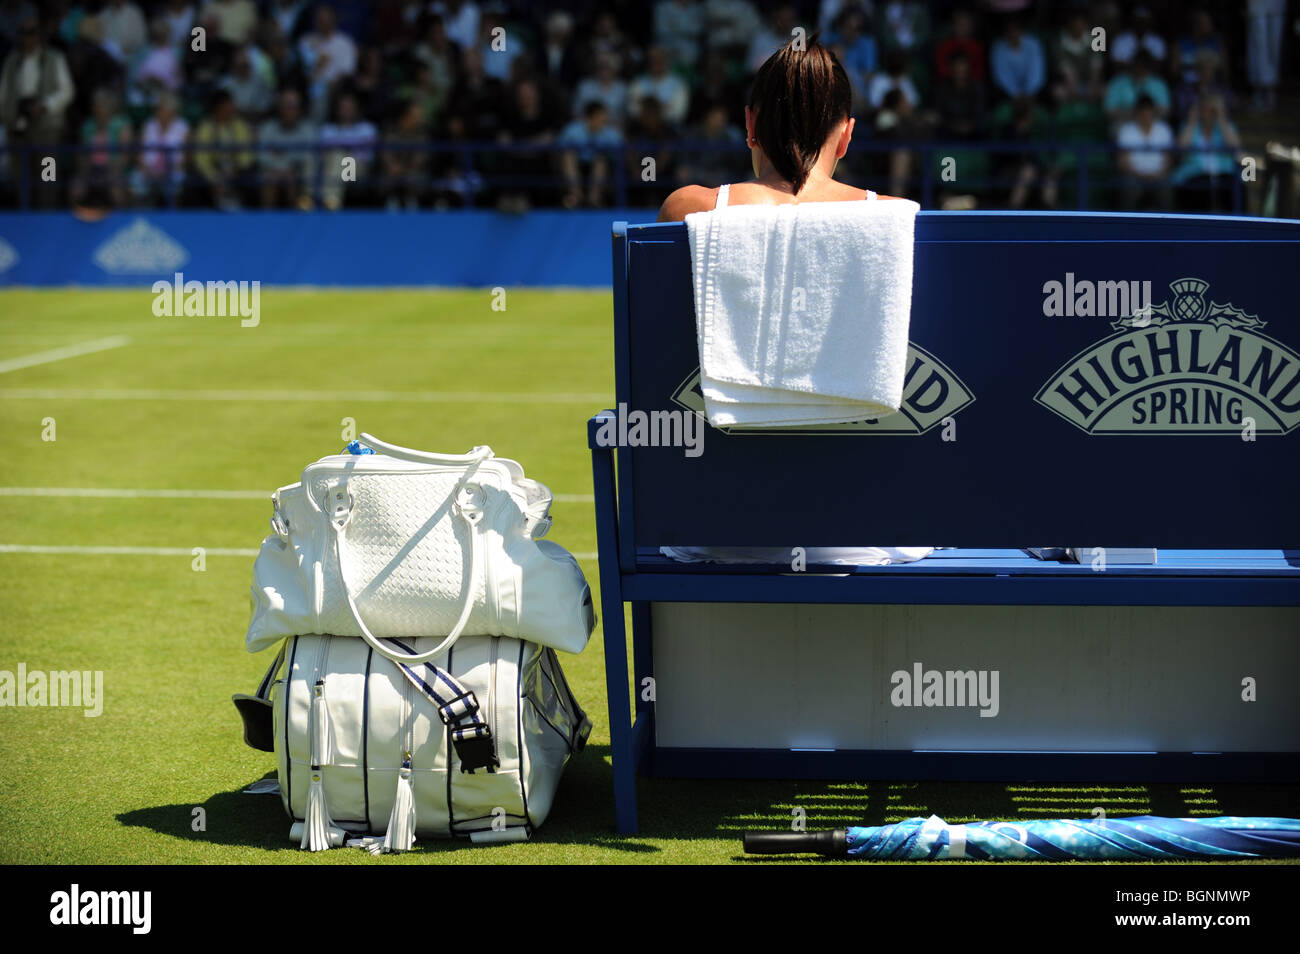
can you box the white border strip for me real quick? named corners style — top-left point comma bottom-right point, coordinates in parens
top-left (0, 336), bottom-right (131, 375)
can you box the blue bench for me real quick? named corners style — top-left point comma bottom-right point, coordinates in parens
top-left (589, 211), bottom-right (1300, 834)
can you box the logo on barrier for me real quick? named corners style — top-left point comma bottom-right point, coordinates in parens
top-left (670, 343), bottom-right (975, 435)
top-left (0, 235), bottom-right (17, 273)
top-left (92, 217), bottom-right (190, 274)
top-left (1036, 278), bottom-right (1300, 435)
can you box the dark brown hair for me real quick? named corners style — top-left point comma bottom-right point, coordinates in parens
top-left (747, 38), bottom-right (853, 192)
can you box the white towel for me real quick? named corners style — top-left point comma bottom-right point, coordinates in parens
top-left (685, 198), bottom-right (920, 428)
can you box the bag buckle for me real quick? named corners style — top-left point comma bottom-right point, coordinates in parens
top-left (453, 731), bottom-right (498, 774)
top-left (325, 481), bottom-right (352, 530)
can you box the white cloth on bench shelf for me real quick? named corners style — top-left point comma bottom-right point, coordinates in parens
top-left (685, 187), bottom-right (920, 428)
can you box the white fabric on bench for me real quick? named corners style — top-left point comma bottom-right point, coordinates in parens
top-left (685, 197), bottom-right (920, 428)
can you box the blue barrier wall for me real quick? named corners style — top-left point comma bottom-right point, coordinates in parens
top-left (0, 210), bottom-right (645, 288)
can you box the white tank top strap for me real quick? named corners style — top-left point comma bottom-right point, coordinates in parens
top-left (714, 183), bottom-right (730, 209)
top-left (865, 189), bottom-right (878, 200)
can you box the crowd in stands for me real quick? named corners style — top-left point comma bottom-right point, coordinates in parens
top-left (0, 0), bottom-right (1291, 212)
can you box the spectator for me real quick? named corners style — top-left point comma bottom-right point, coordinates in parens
top-left (687, 49), bottom-right (743, 126)
top-left (654, 0), bottom-right (704, 70)
top-left (413, 16), bottom-right (460, 98)
top-left (258, 86), bottom-right (316, 208)
top-left (0, 2), bottom-right (36, 48)
top-left (1246, 0), bottom-right (1286, 111)
top-left (477, 10), bottom-right (521, 83)
top-left (406, 61), bottom-right (447, 129)
top-left (990, 17), bottom-right (1044, 100)
top-left (877, 1), bottom-right (930, 54)
top-left (537, 10), bottom-right (582, 92)
top-left (587, 11), bottom-right (637, 77)
top-left (1170, 94), bottom-right (1241, 211)
top-left (351, 46), bottom-right (393, 124)
top-left (995, 95), bottom-right (1056, 209)
top-left (935, 50), bottom-right (985, 139)
top-left (199, 0), bottom-right (257, 47)
top-left (319, 90), bottom-right (375, 209)
top-left (99, 0), bottom-right (147, 63)
top-left (703, 0), bottom-right (761, 54)
top-left (830, 7), bottom-right (879, 102)
top-left (868, 49), bottom-right (919, 110)
top-left (1174, 50), bottom-right (1232, 123)
top-left (192, 87), bottom-right (254, 209)
top-left (1103, 50), bottom-right (1170, 126)
top-left (678, 101), bottom-right (744, 187)
top-left (0, 15), bottom-right (75, 206)
top-left (874, 86), bottom-right (925, 197)
top-left (380, 97), bottom-right (427, 209)
top-left (262, 21), bottom-right (305, 95)
top-left (1115, 94), bottom-right (1174, 211)
top-left (1054, 11), bottom-right (1103, 104)
top-left (1111, 5), bottom-right (1166, 66)
top-left (575, 52), bottom-right (629, 128)
top-left (442, 45), bottom-right (505, 140)
top-left (436, 0), bottom-right (480, 52)
top-left (625, 93), bottom-right (676, 201)
top-left (265, 0), bottom-right (308, 39)
top-left (558, 100), bottom-right (622, 208)
top-left (63, 14), bottom-right (122, 121)
top-left (935, 8), bottom-right (985, 82)
top-left (161, 0), bottom-right (196, 48)
top-left (128, 19), bottom-right (184, 110)
top-left (70, 88), bottom-right (131, 209)
top-left (135, 89), bottom-right (188, 203)
top-left (498, 76), bottom-right (560, 210)
top-left (299, 4), bottom-right (357, 119)
top-left (1171, 9), bottom-right (1226, 89)
top-left (629, 46), bottom-right (689, 127)
top-left (746, 4), bottom-right (796, 72)
top-left (220, 44), bottom-right (274, 119)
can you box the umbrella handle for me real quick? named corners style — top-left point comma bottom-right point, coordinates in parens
top-left (742, 829), bottom-right (848, 855)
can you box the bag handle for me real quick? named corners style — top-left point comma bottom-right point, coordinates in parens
top-left (330, 483), bottom-right (484, 666)
top-left (355, 433), bottom-right (494, 466)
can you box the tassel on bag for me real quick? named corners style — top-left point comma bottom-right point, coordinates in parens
top-left (382, 756), bottom-right (417, 853)
top-left (301, 680), bottom-right (338, 852)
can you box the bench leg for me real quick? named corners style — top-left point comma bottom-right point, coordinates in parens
top-left (592, 443), bottom-right (638, 834)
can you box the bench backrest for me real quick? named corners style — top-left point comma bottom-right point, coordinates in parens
top-left (609, 211), bottom-right (1300, 558)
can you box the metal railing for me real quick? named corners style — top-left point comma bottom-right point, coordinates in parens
top-left (1, 138), bottom-right (1256, 214)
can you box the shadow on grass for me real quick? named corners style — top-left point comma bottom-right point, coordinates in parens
top-left (117, 745), bottom-right (1299, 861)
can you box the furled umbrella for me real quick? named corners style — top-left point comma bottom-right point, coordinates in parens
top-left (743, 815), bottom-right (1300, 860)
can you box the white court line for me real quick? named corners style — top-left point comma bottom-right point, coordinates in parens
top-left (0, 386), bottom-right (608, 404)
top-left (0, 336), bottom-right (131, 375)
top-left (0, 487), bottom-right (594, 503)
top-left (0, 543), bottom-right (599, 560)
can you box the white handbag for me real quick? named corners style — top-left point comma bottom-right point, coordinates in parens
top-left (246, 434), bottom-right (595, 661)
top-left (258, 633), bottom-right (590, 850)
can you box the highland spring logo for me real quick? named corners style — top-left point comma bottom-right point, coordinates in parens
top-left (1036, 278), bottom-right (1300, 434)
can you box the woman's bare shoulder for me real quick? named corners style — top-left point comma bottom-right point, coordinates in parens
top-left (657, 185), bottom-right (719, 222)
